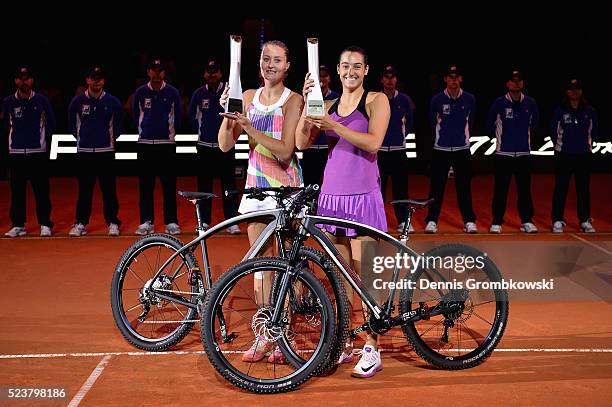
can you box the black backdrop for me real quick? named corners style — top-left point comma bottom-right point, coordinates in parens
top-left (1, 7), bottom-right (610, 176)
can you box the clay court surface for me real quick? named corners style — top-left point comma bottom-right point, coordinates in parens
top-left (1, 175), bottom-right (611, 405)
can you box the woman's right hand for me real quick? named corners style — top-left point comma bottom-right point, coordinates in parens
top-left (219, 84), bottom-right (236, 129)
top-left (219, 84), bottom-right (230, 108)
top-left (302, 72), bottom-right (315, 101)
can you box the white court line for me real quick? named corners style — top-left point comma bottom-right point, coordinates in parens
top-left (1, 348), bottom-right (612, 360)
top-left (570, 233), bottom-right (612, 257)
top-left (492, 348), bottom-right (612, 352)
top-left (0, 351), bottom-right (207, 359)
top-left (67, 355), bottom-right (111, 407)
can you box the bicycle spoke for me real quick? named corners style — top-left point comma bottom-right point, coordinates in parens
top-left (150, 303), bottom-right (157, 338)
top-left (234, 278), bottom-right (263, 308)
top-left (142, 251), bottom-right (155, 278)
top-left (156, 304), bottom-right (171, 335)
top-left (220, 305), bottom-right (259, 327)
top-left (473, 300), bottom-right (495, 307)
top-left (414, 288), bottom-right (441, 302)
top-left (170, 301), bottom-right (186, 319)
top-left (461, 320), bottom-right (484, 346)
top-left (173, 271), bottom-right (187, 280)
top-left (419, 318), bottom-right (444, 336)
top-left (155, 247), bottom-right (162, 277)
top-left (472, 310), bottom-right (494, 326)
top-left (125, 303), bottom-right (144, 313)
top-left (456, 322), bottom-right (461, 357)
top-left (127, 266), bottom-right (146, 284)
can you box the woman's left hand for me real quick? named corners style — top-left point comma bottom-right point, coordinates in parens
top-left (305, 114), bottom-right (337, 132)
top-left (233, 112), bottom-right (253, 131)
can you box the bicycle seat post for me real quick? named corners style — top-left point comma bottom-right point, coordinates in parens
top-left (194, 200), bottom-right (207, 236)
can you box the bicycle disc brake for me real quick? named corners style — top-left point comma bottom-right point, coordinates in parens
top-left (251, 307), bottom-right (286, 342)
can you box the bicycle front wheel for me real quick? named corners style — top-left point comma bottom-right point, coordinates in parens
top-left (201, 257), bottom-right (336, 393)
top-left (400, 244), bottom-right (509, 369)
top-left (276, 247), bottom-right (350, 376)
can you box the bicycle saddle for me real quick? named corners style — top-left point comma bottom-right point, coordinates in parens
top-left (177, 191), bottom-right (217, 200)
top-left (391, 198), bottom-right (435, 209)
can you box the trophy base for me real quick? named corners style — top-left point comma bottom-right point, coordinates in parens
top-left (307, 100), bottom-right (325, 117)
top-left (227, 98), bottom-right (243, 114)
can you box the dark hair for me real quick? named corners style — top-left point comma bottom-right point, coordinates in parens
top-left (561, 93), bottom-right (590, 109)
top-left (262, 40), bottom-right (290, 61)
top-left (339, 45), bottom-right (368, 65)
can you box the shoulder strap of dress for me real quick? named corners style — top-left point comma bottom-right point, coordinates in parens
top-left (357, 90), bottom-right (370, 120)
top-left (328, 96), bottom-right (341, 115)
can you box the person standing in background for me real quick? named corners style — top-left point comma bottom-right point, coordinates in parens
top-left (378, 65), bottom-right (415, 233)
top-left (550, 78), bottom-right (597, 233)
top-left (132, 59), bottom-right (182, 236)
top-left (188, 58), bottom-right (240, 233)
top-left (3, 67), bottom-right (55, 237)
top-left (487, 69), bottom-right (539, 234)
top-left (67, 66), bottom-right (123, 237)
top-left (425, 65), bottom-right (477, 234)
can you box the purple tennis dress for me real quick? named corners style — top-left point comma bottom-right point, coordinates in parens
top-left (317, 91), bottom-right (387, 236)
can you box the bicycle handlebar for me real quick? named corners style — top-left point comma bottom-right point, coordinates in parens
top-left (224, 186), bottom-right (305, 198)
top-left (224, 185), bottom-right (320, 213)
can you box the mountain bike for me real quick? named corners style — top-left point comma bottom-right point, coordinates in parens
top-left (200, 188), bottom-right (509, 393)
top-left (110, 186), bottom-right (349, 375)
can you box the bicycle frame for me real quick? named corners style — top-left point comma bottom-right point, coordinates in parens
top-left (147, 207), bottom-right (286, 303)
top-left (260, 212), bottom-right (462, 338)
top-left (148, 194), bottom-right (444, 325)
top-left (302, 215), bottom-right (421, 320)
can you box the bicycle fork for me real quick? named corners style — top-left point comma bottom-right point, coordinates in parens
top-left (269, 223), bottom-right (309, 328)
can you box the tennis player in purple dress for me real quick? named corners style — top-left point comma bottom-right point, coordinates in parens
top-left (296, 46), bottom-right (390, 378)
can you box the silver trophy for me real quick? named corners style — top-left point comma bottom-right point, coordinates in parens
top-left (306, 38), bottom-right (325, 116)
top-left (226, 35), bottom-right (243, 114)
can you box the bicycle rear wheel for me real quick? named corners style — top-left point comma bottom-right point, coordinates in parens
top-left (111, 234), bottom-right (201, 351)
top-left (400, 244), bottom-right (509, 369)
top-left (201, 257), bottom-right (335, 393)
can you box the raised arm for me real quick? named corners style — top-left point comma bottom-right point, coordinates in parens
top-left (217, 86), bottom-right (251, 152)
top-left (296, 72), bottom-right (322, 150)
